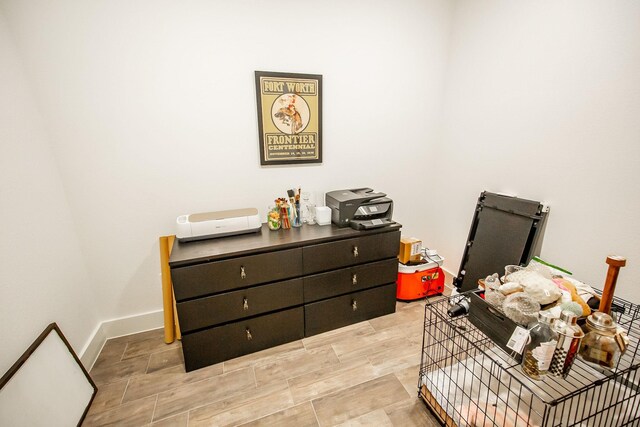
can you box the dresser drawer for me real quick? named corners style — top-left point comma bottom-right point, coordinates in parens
top-left (171, 248), bottom-right (302, 301)
top-left (303, 258), bottom-right (398, 303)
top-left (181, 307), bottom-right (304, 372)
top-left (304, 283), bottom-right (397, 336)
top-left (302, 230), bottom-right (400, 274)
top-left (177, 278), bottom-right (303, 333)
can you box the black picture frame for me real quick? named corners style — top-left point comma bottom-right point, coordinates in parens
top-left (255, 71), bottom-right (323, 165)
top-left (0, 323), bottom-right (98, 426)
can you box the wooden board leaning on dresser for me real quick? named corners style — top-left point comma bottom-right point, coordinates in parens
top-left (169, 223), bottom-right (401, 371)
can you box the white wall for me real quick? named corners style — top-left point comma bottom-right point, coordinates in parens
top-left (2, 0), bottom-right (638, 368)
top-left (429, 0), bottom-right (640, 301)
top-left (0, 0), bottom-right (454, 355)
top-left (0, 11), bottom-right (99, 374)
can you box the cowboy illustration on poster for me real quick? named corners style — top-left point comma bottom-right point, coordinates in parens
top-left (255, 71), bottom-right (323, 165)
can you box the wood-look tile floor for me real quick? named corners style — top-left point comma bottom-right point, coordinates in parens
top-left (83, 298), bottom-right (443, 427)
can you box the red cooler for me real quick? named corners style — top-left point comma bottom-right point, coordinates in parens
top-left (396, 262), bottom-right (444, 301)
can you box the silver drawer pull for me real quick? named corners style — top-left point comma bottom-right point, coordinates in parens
top-left (352, 300), bottom-right (358, 311)
top-left (352, 274), bottom-right (358, 285)
top-left (243, 297), bottom-right (249, 310)
top-left (353, 246), bottom-right (359, 257)
top-left (246, 328), bottom-right (253, 341)
top-left (240, 266), bottom-right (246, 279)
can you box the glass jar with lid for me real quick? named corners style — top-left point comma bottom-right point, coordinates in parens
top-left (578, 311), bottom-right (629, 369)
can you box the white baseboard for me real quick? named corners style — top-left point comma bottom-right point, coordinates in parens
top-left (78, 268), bottom-right (460, 371)
top-left (80, 309), bottom-right (164, 371)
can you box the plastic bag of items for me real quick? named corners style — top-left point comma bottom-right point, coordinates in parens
top-left (485, 257), bottom-right (598, 325)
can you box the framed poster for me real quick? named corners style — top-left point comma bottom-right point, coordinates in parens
top-left (0, 323), bottom-right (97, 426)
top-left (255, 71), bottom-right (322, 165)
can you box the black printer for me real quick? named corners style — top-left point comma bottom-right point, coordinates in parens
top-left (325, 188), bottom-right (395, 230)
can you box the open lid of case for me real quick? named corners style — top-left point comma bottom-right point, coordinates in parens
top-left (454, 191), bottom-right (549, 292)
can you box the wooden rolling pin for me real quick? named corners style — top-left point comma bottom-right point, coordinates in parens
top-left (599, 255), bottom-right (626, 314)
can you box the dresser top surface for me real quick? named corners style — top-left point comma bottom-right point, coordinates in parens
top-left (169, 223), bottom-right (401, 267)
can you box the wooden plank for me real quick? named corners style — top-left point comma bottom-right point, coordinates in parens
top-left (160, 235), bottom-right (176, 344)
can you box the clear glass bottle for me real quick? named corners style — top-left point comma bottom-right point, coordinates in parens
top-left (301, 192), bottom-right (316, 224)
top-left (549, 311), bottom-right (584, 378)
top-left (522, 311), bottom-right (558, 380)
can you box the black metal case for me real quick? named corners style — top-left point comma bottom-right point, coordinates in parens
top-left (467, 290), bottom-right (524, 362)
top-left (454, 191), bottom-right (549, 292)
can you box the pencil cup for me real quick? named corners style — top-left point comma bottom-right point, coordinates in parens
top-left (291, 205), bottom-right (302, 227)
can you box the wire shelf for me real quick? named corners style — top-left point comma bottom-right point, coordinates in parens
top-left (418, 294), bottom-right (640, 426)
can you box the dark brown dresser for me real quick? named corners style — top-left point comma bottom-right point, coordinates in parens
top-left (169, 223), bottom-right (401, 371)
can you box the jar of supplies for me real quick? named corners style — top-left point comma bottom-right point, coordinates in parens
top-left (267, 206), bottom-right (281, 231)
top-left (579, 312), bottom-right (629, 369)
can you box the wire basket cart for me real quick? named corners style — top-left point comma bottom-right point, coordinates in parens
top-left (418, 294), bottom-right (640, 426)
